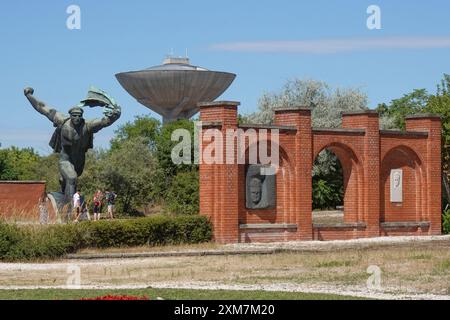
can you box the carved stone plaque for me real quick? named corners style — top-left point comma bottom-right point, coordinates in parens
top-left (246, 164), bottom-right (276, 209)
top-left (390, 169), bottom-right (403, 203)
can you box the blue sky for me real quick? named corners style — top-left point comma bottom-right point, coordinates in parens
top-left (1, 0), bottom-right (449, 154)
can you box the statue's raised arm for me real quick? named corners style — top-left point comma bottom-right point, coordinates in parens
top-left (24, 87), bottom-right (66, 126)
top-left (86, 103), bottom-right (121, 133)
top-left (81, 86), bottom-right (122, 133)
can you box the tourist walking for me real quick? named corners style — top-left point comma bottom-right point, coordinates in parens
top-left (38, 191), bottom-right (49, 224)
top-left (74, 192), bottom-right (92, 222)
top-left (73, 190), bottom-right (81, 211)
top-left (105, 190), bottom-right (117, 219)
top-left (93, 190), bottom-right (104, 221)
top-left (73, 192), bottom-right (85, 223)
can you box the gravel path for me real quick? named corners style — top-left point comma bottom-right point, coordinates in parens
top-left (225, 235), bottom-right (450, 251)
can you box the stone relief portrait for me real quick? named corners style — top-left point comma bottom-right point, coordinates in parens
top-left (390, 169), bottom-right (403, 203)
top-left (246, 164), bottom-right (276, 209)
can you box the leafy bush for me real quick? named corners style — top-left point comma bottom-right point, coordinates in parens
top-left (312, 179), bottom-right (343, 210)
top-left (443, 209), bottom-right (450, 234)
top-left (165, 171), bottom-right (199, 215)
top-left (312, 150), bottom-right (344, 210)
top-left (0, 222), bottom-right (22, 257)
top-left (0, 215), bottom-right (212, 261)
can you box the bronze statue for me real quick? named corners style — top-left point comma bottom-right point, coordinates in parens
top-left (24, 87), bottom-right (121, 204)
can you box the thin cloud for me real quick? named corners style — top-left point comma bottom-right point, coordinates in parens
top-left (211, 36), bottom-right (450, 53)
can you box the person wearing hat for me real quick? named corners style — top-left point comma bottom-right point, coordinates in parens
top-left (24, 87), bottom-right (121, 205)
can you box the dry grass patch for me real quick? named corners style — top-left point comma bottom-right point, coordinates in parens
top-left (76, 242), bottom-right (219, 254)
top-left (0, 242), bottom-right (449, 296)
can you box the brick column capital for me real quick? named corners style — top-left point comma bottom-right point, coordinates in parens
top-left (405, 113), bottom-right (442, 132)
top-left (198, 101), bottom-right (240, 109)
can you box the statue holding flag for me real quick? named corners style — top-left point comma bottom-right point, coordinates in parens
top-left (24, 86), bottom-right (121, 213)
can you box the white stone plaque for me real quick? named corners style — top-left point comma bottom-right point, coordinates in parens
top-left (390, 169), bottom-right (403, 203)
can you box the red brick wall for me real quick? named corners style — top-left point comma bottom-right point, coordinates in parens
top-left (0, 181), bottom-right (46, 221)
top-left (342, 112), bottom-right (381, 237)
top-left (380, 142), bottom-right (426, 223)
top-left (199, 102), bottom-right (240, 243)
top-left (199, 104), bottom-right (442, 243)
top-left (405, 116), bottom-right (442, 234)
top-left (275, 108), bottom-right (313, 240)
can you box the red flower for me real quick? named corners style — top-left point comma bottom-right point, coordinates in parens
top-left (81, 295), bottom-right (150, 300)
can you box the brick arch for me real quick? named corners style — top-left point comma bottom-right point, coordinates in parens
top-left (238, 140), bottom-right (295, 226)
top-left (380, 145), bottom-right (426, 223)
top-left (313, 142), bottom-right (364, 223)
top-left (313, 140), bottom-right (363, 165)
top-left (243, 139), bottom-right (293, 171)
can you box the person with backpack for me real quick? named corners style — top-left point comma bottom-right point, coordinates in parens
top-left (105, 190), bottom-right (117, 219)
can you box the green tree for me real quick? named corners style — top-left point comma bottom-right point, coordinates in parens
top-left (0, 147), bottom-right (40, 180)
top-left (155, 119), bottom-right (197, 184)
top-left (107, 116), bottom-right (200, 214)
top-left (426, 74), bottom-right (450, 206)
top-left (151, 119), bottom-right (198, 208)
top-left (165, 170), bottom-right (199, 215)
top-left (243, 78), bottom-right (368, 126)
top-left (32, 153), bottom-right (60, 191)
top-left (0, 150), bottom-right (15, 180)
top-left (111, 115), bottom-right (160, 151)
top-left (78, 138), bottom-right (157, 214)
top-left (312, 150), bottom-right (344, 210)
top-left (376, 88), bottom-right (429, 129)
top-left (312, 179), bottom-right (342, 210)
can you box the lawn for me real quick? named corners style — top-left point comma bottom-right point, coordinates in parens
top-left (0, 288), bottom-right (363, 300)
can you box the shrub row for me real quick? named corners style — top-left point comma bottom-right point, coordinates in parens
top-left (0, 215), bottom-right (212, 261)
top-left (443, 209), bottom-right (450, 235)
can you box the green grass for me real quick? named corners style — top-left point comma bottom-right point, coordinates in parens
top-left (314, 260), bottom-right (355, 268)
top-left (409, 253), bottom-right (433, 260)
top-left (0, 288), bottom-right (366, 300)
top-left (434, 259), bottom-right (450, 273)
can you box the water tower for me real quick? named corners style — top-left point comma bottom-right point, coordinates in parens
top-left (115, 57), bottom-right (236, 123)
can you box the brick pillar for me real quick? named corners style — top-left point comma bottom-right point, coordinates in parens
top-left (406, 114), bottom-right (442, 235)
top-left (274, 107), bottom-right (313, 240)
top-left (198, 101), bottom-right (240, 243)
top-left (342, 110), bottom-right (380, 237)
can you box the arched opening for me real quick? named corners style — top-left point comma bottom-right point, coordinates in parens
top-left (380, 146), bottom-right (425, 222)
top-left (312, 143), bottom-right (363, 224)
top-left (238, 139), bottom-right (293, 225)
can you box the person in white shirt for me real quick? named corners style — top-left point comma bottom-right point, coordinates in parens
top-left (72, 191), bottom-right (81, 221)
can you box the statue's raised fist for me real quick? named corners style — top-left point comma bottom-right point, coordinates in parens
top-left (24, 87), bottom-right (34, 96)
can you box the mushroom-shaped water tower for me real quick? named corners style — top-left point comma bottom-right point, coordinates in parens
top-left (115, 57), bottom-right (236, 123)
